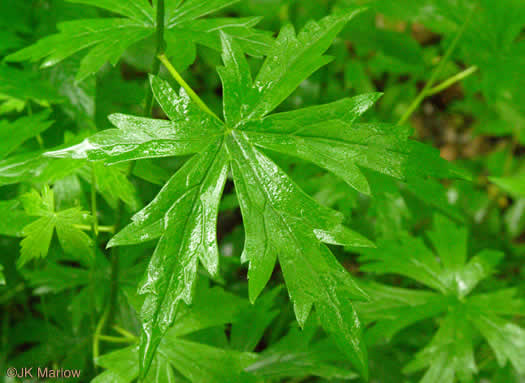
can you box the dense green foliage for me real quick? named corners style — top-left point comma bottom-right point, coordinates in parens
top-left (0, 1), bottom-right (524, 382)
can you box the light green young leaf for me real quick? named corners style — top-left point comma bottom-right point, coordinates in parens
top-left (0, 264), bottom-right (5, 285)
top-left (426, 212), bottom-right (468, 270)
top-left (18, 186), bottom-right (92, 267)
top-left (468, 288), bottom-right (525, 317)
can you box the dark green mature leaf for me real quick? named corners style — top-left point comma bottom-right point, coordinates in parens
top-left (23, 251), bottom-right (110, 329)
top-left (226, 130), bottom-right (370, 377)
top-left (46, 11), bottom-right (463, 379)
top-left (115, 140), bottom-right (230, 373)
top-left (47, 91), bottom-right (222, 163)
top-left (6, 0), bottom-right (272, 81)
top-left (68, 0), bottom-right (154, 23)
top-left (95, 342), bottom-right (257, 383)
top-left (18, 186), bottom-right (93, 266)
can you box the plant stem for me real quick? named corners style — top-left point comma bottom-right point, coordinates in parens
top-left (397, 8), bottom-right (476, 126)
top-left (106, 203), bottom-right (122, 329)
top-left (93, 0), bottom-right (166, 368)
top-left (113, 325), bottom-right (137, 340)
top-left (89, 163), bottom-right (99, 365)
top-left (158, 53), bottom-right (221, 121)
top-left (74, 224), bottom-right (114, 233)
top-left (92, 308), bottom-right (109, 364)
top-left (144, 0), bottom-right (166, 116)
top-left (425, 65), bottom-right (478, 97)
top-left (27, 102), bottom-right (45, 148)
top-left (90, 164), bottom-right (99, 238)
top-left (99, 335), bottom-right (137, 344)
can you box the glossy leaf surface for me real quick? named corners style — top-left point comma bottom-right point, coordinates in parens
top-left (46, 11), bottom-right (464, 380)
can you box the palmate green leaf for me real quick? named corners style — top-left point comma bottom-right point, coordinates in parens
top-left (0, 111), bottom-right (54, 160)
top-left (17, 186), bottom-right (93, 267)
top-left (226, 131), bottom-right (370, 377)
top-left (360, 214), bottom-right (504, 298)
top-left (46, 11), bottom-right (462, 379)
top-left (6, 0), bottom-right (272, 82)
top-left (354, 282), bottom-right (448, 345)
top-left (105, 138), bottom-right (230, 373)
top-left (357, 215), bottom-right (525, 381)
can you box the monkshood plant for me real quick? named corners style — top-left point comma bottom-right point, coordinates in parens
top-left (43, 8), bottom-right (462, 379)
top-left (1, 0), bottom-right (523, 382)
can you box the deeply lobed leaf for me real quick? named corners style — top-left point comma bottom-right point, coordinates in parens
top-left (43, 10), bottom-right (467, 380)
